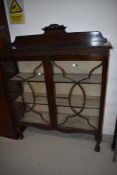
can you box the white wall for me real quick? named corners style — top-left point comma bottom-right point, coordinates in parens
top-left (4, 0), bottom-right (117, 135)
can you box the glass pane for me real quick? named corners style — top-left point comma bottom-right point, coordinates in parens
top-left (57, 106), bottom-right (99, 130)
top-left (53, 61), bottom-right (102, 130)
top-left (3, 61), bottom-right (50, 126)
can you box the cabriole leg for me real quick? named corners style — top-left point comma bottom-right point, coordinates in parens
top-left (94, 134), bottom-right (102, 152)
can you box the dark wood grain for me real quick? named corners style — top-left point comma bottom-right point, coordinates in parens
top-left (43, 60), bottom-right (57, 129)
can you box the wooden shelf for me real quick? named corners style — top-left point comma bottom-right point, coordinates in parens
top-left (16, 92), bottom-right (48, 105)
top-left (54, 73), bottom-right (102, 84)
top-left (11, 73), bottom-right (102, 84)
top-left (55, 94), bottom-right (100, 109)
top-left (15, 92), bottom-right (100, 109)
top-left (10, 73), bottom-right (45, 82)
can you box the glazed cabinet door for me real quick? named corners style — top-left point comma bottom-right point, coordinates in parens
top-left (6, 61), bottom-right (51, 129)
top-left (1, 59), bottom-right (107, 138)
top-left (52, 60), bottom-right (103, 133)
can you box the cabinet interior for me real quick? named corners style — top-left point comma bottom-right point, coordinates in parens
top-left (2, 60), bottom-right (102, 131)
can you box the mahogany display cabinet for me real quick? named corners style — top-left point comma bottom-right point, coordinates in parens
top-left (0, 24), bottom-right (112, 151)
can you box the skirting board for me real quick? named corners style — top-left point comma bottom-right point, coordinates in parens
top-left (103, 134), bottom-right (113, 143)
top-left (26, 127), bottom-right (113, 143)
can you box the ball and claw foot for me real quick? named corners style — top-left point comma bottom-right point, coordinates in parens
top-left (18, 133), bottom-right (24, 139)
top-left (95, 145), bottom-right (100, 152)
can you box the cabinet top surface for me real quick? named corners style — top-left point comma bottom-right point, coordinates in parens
top-left (0, 24), bottom-right (112, 59)
top-left (13, 24), bottom-right (112, 48)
